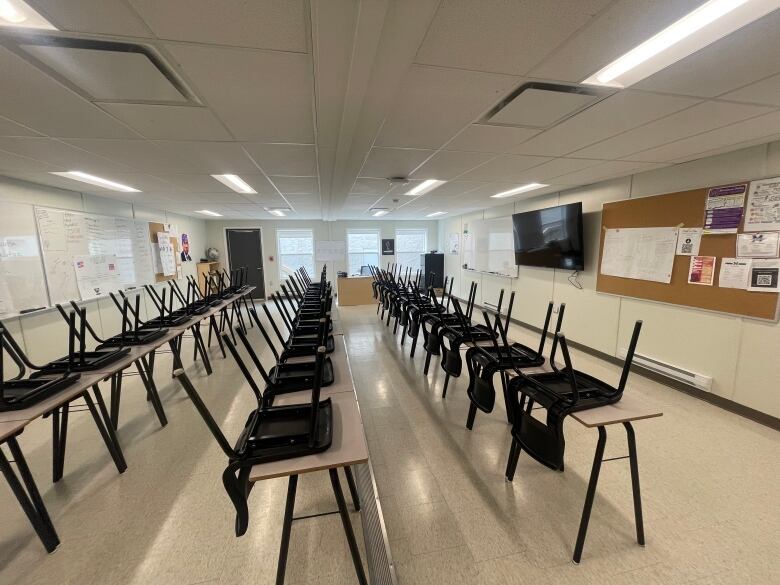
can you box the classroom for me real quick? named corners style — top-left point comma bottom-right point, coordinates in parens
top-left (1, 2), bottom-right (779, 584)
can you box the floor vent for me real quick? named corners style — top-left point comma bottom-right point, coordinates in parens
top-left (355, 461), bottom-right (398, 585)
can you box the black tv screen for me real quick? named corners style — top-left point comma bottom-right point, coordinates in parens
top-left (512, 202), bottom-right (584, 270)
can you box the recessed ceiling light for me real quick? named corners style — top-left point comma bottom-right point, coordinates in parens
top-left (0, 0), bottom-right (56, 29)
top-left (51, 171), bottom-right (140, 193)
top-left (406, 179), bottom-right (446, 196)
top-left (371, 208), bottom-right (389, 217)
top-left (195, 209), bottom-right (223, 217)
top-left (426, 211), bottom-right (447, 217)
top-left (491, 183), bottom-right (548, 198)
top-left (211, 174), bottom-right (257, 194)
top-left (583, 0), bottom-right (778, 88)
top-left (266, 208), bottom-right (288, 217)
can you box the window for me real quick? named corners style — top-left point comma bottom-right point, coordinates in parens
top-left (277, 229), bottom-right (314, 281)
top-left (395, 228), bottom-right (428, 272)
top-left (347, 229), bottom-right (380, 275)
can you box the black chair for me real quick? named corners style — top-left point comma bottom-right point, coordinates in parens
top-left (505, 321), bottom-right (643, 479)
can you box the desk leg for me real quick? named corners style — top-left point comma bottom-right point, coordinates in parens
top-left (0, 437), bottom-right (60, 553)
top-left (209, 314), bottom-right (226, 358)
top-left (169, 337), bottom-right (184, 371)
top-left (192, 323), bottom-right (213, 375)
top-left (110, 372), bottom-right (122, 429)
top-left (84, 387), bottom-right (127, 474)
top-left (624, 422), bottom-right (645, 546)
top-left (573, 425), bottom-right (607, 564)
top-left (343, 466), bottom-right (361, 511)
top-left (137, 358), bottom-right (168, 427)
top-left (52, 403), bottom-right (69, 482)
top-left (330, 468), bottom-right (367, 585)
top-left (276, 475), bottom-right (298, 585)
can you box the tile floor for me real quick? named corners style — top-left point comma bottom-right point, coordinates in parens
top-left (1, 303), bottom-right (779, 585)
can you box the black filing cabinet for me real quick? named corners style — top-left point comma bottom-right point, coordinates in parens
top-left (420, 253), bottom-right (444, 288)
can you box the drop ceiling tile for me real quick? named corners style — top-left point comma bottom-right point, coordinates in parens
top-left (0, 116), bottom-right (41, 137)
top-left (574, 101), bottom-right (774, 160)
top-left (161, 192), bottom-right (250, 205)
top-left (553, 160), bottom-right (667, 186)
top-left (510, 91), bottom-right (699, 157)
top-left (627, 110), bottom-right (780, 164)
top-left (530, 0), bottom-right (703, 82)
top-left (410, 150), bottom-right (494, 180)
top-left (520, 157), bottom-right (605, 181)
top-left (635, 9), bottom-right (780, 98)
top-left (721, 73), bottom-right (780, 107)
top-left (422, 180), bottom-right (486, 198)
top-left (242, 143), bottom-right (317, 176)
top-left (458, 154), bottom-right (551, 181)
top-left (28, 0), bottom-right (154, 37)
top-left (444, 124), bottom-right (540, 153)
top-left (167, 44), bottom-right (314, 143)
top-left (415, 0), bottom-right (610, 75)
top-left (350, 178), bottom-right (392, 195)
top-left (98, 104), bottom-right (233, 141)
top-left (63, 138), bottom-right (197, 173)
top-left (0, 149), bottom-right (57, 172)
top-left (129, 0), bottom-right (307, 52)
top-left (488, 88), bottom-right (600, 128)
top-left (269, 176), bottom-right (318, 194)
top-left (0, 137), bottom-right (135, 175)
top-left (152, 173), bottom-right (276, 195)
top-left (359, 147), bottom-right (434, 178)
top-left (375, 65), bottom-right (522, 149)
top-left (0, 47), bottom-right (137, 139)
top-left (153, 141), bottom-right (258, 173)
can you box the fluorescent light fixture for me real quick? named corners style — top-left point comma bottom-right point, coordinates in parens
top-left (406, 179), bottom-right (446, 196)
top-left (267, 208), bottom-right (287, 217)
top-left (211, 174), bottom-right (257, 194)
top-left (583, 0), bottom-right (780, 88)
top-left (491, 183), bottom-right (548, 198)
top-left (195, 209), bottom-right (223, 217)
top-left (0, 0), bottom-right (56, 29)
top-left (426, 211), bottom-right (447, 217)
top-left (51, 171), bottom-right (140, 193)
top-left (371, 208), bottom-right (389, 217)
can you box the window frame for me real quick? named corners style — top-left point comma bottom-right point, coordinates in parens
top-left (394, 228), bottom-right (428, 272)
top-left (276, 228), bottom-right (315, 282)
top-left (346, 228), bottom-right (381, 275)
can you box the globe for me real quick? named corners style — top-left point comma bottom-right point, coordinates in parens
top-left (206, 247), bottom-right (220, 261)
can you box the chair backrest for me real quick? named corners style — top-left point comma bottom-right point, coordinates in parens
top-left (618, 321), bottom-right (643, 392)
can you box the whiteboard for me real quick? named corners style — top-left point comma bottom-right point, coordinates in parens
top-left (600, 227), bottom-right (678, 284)
top-left (35, 207), bottom-right (155, 304)
top-left (463, 217), bottom-right (518, 278)
top-left (315, 240), bottom-right (345, 262)
top-left (0, 201), bottom-right (48, 315)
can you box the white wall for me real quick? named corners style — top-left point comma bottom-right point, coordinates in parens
top-left (205, 218), bottom-right (439, 294)
top-left (438, 140), bottom-right (780, 419)
top-left (0, 176), bottom-right (207, 363)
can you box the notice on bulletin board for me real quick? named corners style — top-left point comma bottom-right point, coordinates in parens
top-left (688, 255), bottom-right (716, 286)
top-left (748, 259), bottom-right (780, 292)
top-left (675, 227), bottom-right (702, 255)
top-left (736, 232), bottom-right (780, 258)
top-left (156, 232), bottom-right (176, 276)
top-left (744, 176), bottom-right (780, 232)
top-left (719, 258), bottom-right (751, 289)
top-left (73, 254), bottom-right (123, 299)
top-left (703, 183), bottom-right (746, 234)
top-left (601, 227), bottom-right (678, 283)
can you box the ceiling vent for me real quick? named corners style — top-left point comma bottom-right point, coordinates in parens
top-left (482, 82), bottom-right (607, 129)
top-left (5, 35), bottom-right (199, 105)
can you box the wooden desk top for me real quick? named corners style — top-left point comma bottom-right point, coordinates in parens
top-left (570, 394), bottom-right (663, 428)
top-left (0, 419), bottom-right (26, 442)
top-left (248, 393), bottom-right (368, 482)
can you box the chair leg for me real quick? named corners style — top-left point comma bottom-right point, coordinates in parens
top-left (466, 402), bottom-right (477, 430)
top-left (329, 469), bottom-right (367, 585)
top-left (423, 352), bottom-right (432, 375)
top-left (442, 373), bottom-right (450, 398)
top-left (505, 437), bottom-right (521, 481)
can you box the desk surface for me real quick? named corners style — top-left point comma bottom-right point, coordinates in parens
top-left (276, 337), bottom-right (355, 404)
top-left (248, 392), bottom-right (368, 482)
top-left (570, 394), bottom-right (663, 427)
top-left (0, 419), bottom-right (25, 442)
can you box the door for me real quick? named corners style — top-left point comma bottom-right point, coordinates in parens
top-left (226, 229), bottom-right (265, 298)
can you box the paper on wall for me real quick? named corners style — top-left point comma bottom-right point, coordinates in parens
top-left (675, 227), bottom-right (702, 256)
top-left (600, 227), bottom-right (677, 284)
top-left (73, 254), bottom-right (123, 299)
top-left (703, 183), bottom-right (747, 234)
top-left (736, 232), bottom-right (780, 258)
top-left (748, 258), bottom-right (780, 292)
top-left (718, 258), bottom-right (751, 289)
top-left (688, 255), bottom-right (715, 286)
top-left (448, 233), bottom-right (459, 255)
top-left (157, 232), bottom-right (176, 276)
top-left (744, 176), bottom-right (780, 232)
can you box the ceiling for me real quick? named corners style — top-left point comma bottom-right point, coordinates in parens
top-left (1, 0), bottom-right (780, 220)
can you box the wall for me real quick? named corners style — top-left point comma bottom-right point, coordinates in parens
top-left (205, 218), bottom-right (439, 293)
top-left (438, 140), bottom-right (780, 420)
top-left (0, 176), bottom-right (207, 363)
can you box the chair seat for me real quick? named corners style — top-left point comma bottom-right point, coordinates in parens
top-left (0, 373), bottom-right (81, 412)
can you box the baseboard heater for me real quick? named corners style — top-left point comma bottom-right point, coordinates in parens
top-left (618, 348), bottom-right (713, 391)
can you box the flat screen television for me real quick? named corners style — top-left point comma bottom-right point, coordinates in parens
top-left (512, 202), bottom-right (584, 270)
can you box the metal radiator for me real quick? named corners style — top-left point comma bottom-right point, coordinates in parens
top-left (355, 461), bottom-right (398, 585)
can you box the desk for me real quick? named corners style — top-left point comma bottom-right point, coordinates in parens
top-left (337, 276), bottom-right (374, 306)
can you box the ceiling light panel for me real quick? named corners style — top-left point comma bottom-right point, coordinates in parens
top-left (51, 171), bottom-right (140, 192)
top-left (0, 0), bottom-right (56, 29)
top-left (211, 174), bottom-right (257, 194)
top-left (426, 211), bottom-right (447, 217)
top-left (492, 183), bottom-right (548, 198)
top-left (406, 179), bottom-right (446, 196)
top-left (583, 0), bottom-right (780, 88)
top-left (195, 209), bottom-right (222, 216)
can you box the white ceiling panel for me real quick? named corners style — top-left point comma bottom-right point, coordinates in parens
top-left (420, 180), bottom-right (486, 198)
top-left (574, 101), bottom-right (774, 160)
top-left (0, 137), bottom-right (135, 175)
top-left (167, 44), bottom-right (314, 143)
top-left (553, 160), bottom-right (667, 186)
top-left (628, 110), bottom-right (780, 163)
top-left (6, 170), bottom-right (174, 194)
top-left (375, 65), bottom-right (522, 149)
top-left (0, 149), bottom-right (57, 172)
top-left (153, 141), bottom-right (259, 173)
top-left (98, 104), bottom-right (234, 141)
top-left (269, 176), bottom-right (318, 194)
top-left (359, 147), bottom-right (434, 178)
top-left (350, 178), bottom-right (392, 195)
top-left (152, 173), bottom-right (277, 194)
top-left (409, 150), bottom-right (494, 180)
top-left (530, 0), bottom-right (704, 82)
top-left (63, 138), bottom-right (197, 173)
top-left (519, 157), bottom-right (605, 181)
top-left (415, 0), bottom-right (611, 75)
top-left (721, 73), bottom-right (780, 107)
top-left (129, 0), bottom-right (307, 51)
top-left (162, 192), bottom-right (251, 205)
top-left (510, 91), bottom-right (699, 157)
top-left (243, 143), bottom-right (317, 176)
top-left (635, 9), bottom-right (780, 98)
top-left (28, 0), bottom-right (154, 37)
top-left (458, 154), bottom-right (551, 181)
top-left (0, 47), bottom-right (138, 139)
top-left (444, 124), bottom-right (539, 153)
top-left (0, 116), bottom-right (41, 137)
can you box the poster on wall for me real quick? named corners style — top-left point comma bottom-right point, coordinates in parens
top-left (736, 232), bottom-right (780, 258)
top-left (180, 233), bottom-right (192, 261)
top-left (675, 227), bottom-right (702, 255)
top-left (73, 254), bottom-right (123, 299)
top-left (702, 183), bottom-right (747, 234)
top-left (448, 233), bottom-right (459, 255)
top-left (381, 239), bottom-right (394, 255)
top-left (744, 176), bottom-right (780, 232)
top-left (747, 259), bottom-right (780, 292)
top-left (157, 232), bottom-right (176, 276)
top-left (688, 256), bottom-right (716, 286)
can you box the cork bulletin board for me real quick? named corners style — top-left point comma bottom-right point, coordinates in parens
top-left (148, 221), bottom-right (180, 283)
top-left (597, 187), bottom-right (779, 320)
